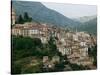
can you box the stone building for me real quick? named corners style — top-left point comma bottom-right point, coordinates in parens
top-left (11, 22), bottom-right (50, 43)
top-left (11, 7), bottom-right (16, 25)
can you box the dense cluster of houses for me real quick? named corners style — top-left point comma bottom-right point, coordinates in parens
top-left (11, 22), bottom-right (52, 43)
top-left (55, 31), bottom-right (96, 66)
top-left (42, 56), bottom-right (60, 69)
top-left (11, 7), bottom-right (97, 68)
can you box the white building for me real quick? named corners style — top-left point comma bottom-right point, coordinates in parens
top-left (73, 34), bottom-right (78, 41)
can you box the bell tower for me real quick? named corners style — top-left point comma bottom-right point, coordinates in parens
top-left (11, 7), bottom-right (16, 25)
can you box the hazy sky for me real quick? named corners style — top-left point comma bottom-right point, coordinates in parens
top-left (42, 2), bottom-right (97, 18)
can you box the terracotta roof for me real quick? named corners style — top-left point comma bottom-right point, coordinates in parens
top-left (12, 24), bottom-right (51, 31)
top-left (68, 53), bottom-right (81, 58)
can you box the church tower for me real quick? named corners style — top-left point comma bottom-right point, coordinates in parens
top-left (11, 7), bottom-right (16, 25)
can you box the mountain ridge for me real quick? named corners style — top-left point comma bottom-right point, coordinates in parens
top-left (12, 1), bottom-right (80, 27)
top-left (73, 15), bottom-right (97, 23)
top-left (12, 1), bottom-right (97, 35)
top-left (77, 17), bottom-right (97, 35)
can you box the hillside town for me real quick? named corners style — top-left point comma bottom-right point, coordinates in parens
top-left (11, 7), bottom-right (97, 72)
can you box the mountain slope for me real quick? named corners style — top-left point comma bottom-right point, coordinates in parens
top-left (12, 1), bottom-right (80, 27)
top-left (77, 18), bottom-right (97, 35)
top-left (73, 15), bottom-right (96, 23)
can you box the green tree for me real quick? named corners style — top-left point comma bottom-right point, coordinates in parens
top-left (48, 36), bottom-right (58, 55)
top-left (54, 62), bottom-right (65, 71)
top-left (12, 62), bottom-right (22, 74)
top-left (24, 12), bottom-right (29, 22)
top-left (12, 36), bottom-right (46, 60)
top-left (17, 15), bottom-right (24, 24)
top-left (24, 12), bottom-right (32, 22)
top-left (88, 45), bottom-right (97, 66)
top-left (28, 17), bottom-right (32, 22)
top-left (21, 64), bottom-right (42, 73)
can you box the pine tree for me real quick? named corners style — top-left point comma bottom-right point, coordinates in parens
top-left (24, 12), bottom-right (29, 22)
top-left (17, 15), bottom-right (24, 24)
top-left (23, 12), bottom-right (32, 22)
